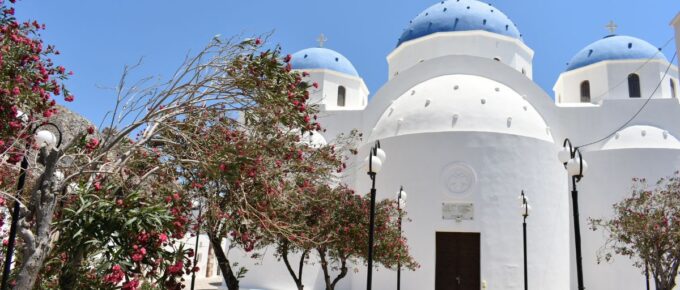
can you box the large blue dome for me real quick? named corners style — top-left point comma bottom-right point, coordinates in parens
top-left (397, 0), bottom-right (521, 47)
top-left (566, 35), bottom-right (667, 71)
top-left (290, 47), bottom-right (359, 77)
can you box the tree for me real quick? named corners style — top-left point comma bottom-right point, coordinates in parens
top-left (156, 42), bottom-right (334, 290)
top-left (590, 173), bottom-right (680, 290)
top-left (0, 30), bottom-right (326, 289)
top-left (314, 186), bottom-right (419, 290)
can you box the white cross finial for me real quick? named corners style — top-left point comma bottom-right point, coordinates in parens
top-left (605, 20), bottom-right (618, 35)
top-left (316, 33), bottom-right (328, 48)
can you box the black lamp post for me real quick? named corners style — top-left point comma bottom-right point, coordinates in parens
top-left (365, 140), bottom-right (385, 290)
top-left (396, 186), bottom-right (407, 290)
top-left (558, 138), bottom-right (588, 290)
top-left (190, 199), bottom-right (203, 290)
top-left (520, 190), bottom-right (530, 290)
top-left (1, 122), bottom-right (62, 290)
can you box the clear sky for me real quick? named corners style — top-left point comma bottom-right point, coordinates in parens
top-left (16, 0), bottom-right (679, 124)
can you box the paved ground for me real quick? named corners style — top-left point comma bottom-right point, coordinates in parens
top-left (189, 277), bottom-right (225, 290)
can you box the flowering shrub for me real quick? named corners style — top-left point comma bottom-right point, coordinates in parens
top-left (0, 0), bottom-right (72, 162)
top-left (590, 173), bottom-right (680, 290)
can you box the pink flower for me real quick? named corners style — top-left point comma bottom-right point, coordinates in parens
top-left (159, 233), bottom-right (168, 243)
top-left (283, 54), bottom-right (292, 63)
top-left (122, 279), bottom-right (140, 290)
top-left (64, 95), bottom-right (74, 102)
top-left (255, 38), bottom-right (262, 45)
top-left (312, 82), bottom-right (319, 89)
top-left (87, 126), bottom-right (95, 134)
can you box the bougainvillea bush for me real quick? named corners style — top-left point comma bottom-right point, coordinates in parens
top-left (590, 173), bottom-right (680, 290)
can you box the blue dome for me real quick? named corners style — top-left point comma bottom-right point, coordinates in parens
top-left (290, 47), bottom-right (359, 77)
top-left (398, 0), bottom-right (521, 47)
top-left (566, 35), bottom-right (667, 71)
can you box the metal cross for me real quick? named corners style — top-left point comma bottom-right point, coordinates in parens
top-left (605, 20), bottom-right (618, 34)
top-left (316, 33), bottom-right (328, 48)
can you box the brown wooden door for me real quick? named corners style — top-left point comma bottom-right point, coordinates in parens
top-left (435, 232), bottom-right (480, 290)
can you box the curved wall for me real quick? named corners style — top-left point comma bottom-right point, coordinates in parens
top-left (350, 132), bottom-right (568, 290)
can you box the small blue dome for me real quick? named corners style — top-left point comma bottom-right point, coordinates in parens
top-left (566, 35), bottom-right (667, 71)
top-left (398, 0), bottom-right (521, 47)
top-left (290, 47), bottom-right (359, 77)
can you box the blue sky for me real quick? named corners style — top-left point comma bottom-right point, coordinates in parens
top-left (16, 0), bottom-right (678, 124)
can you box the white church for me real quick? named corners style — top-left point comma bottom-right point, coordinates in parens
top-left (189, 0), bottom-right (680, 289)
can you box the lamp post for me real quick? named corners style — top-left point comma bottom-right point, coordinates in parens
top-left (519, 191), bottom-right (530, 290)
top-left (557, 138), bottom-right (588, 290)
top-left (190, 198), bottom-right (203, 290)
top-left (396, 186), bottom-right (407, 290)
top-left (1, 123), bottom-right (62, 290)
top-left (365, 140), bottom-right (385, 290)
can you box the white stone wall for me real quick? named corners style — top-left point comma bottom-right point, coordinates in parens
top-left (387, 31), bottom-right (534, 80)
top-left (297, 69), bottom-right (369, 111)
top-left (554, 60), bottom-right (679, 104)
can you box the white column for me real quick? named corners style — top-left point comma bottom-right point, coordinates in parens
top-left (672, 12), bottom-right (680, 68)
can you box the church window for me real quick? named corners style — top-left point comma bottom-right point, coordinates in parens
top-left (493, 57), bottom-right (501, 62)
top-left (337, 86), bottom-right (346, 107)
top-left (671, 79), bottom-right (677, 98)
top-left (580, 81), bottom-right (591, 103)
top-left (628, 73), bottom-right (641, 98)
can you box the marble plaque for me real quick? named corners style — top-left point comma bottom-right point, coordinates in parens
top-left (442, 202), bottom-right (474, 221)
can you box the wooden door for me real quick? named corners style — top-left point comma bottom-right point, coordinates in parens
top-left (435, 232), bottom-right (480, 290)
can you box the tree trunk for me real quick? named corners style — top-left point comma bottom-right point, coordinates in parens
top-left (280, 242), bottom-right (307, 290)
top-left (208, 232), bottom-right (239, 290)
top-left (14, 149), bottom-right (61, 290)
top-left (318, 248), bottom-right (348, 290)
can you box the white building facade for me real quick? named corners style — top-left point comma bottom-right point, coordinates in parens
top-left (192, 1), bottom-right (680, 289)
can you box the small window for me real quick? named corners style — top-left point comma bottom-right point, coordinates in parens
top-left (628, 73), bottom-right (641, 98)
top-left (493, 57), bottom-right (501, 62)
top-left (670, 79), bottom-right (677, 99)
top-left (580, 81), bottom-right (591, 103)
top-left (521, 68), bottom-right (526, 75)
top-left (337, 86), bottom-right (346, 107)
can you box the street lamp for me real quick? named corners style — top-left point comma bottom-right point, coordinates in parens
top-left (558, 138), bottom-right (588, 290)
top-left (396, 186), bottom-right (407, 290)
top-left (190, 198), bottom-right (203, 290)
top-left (519, 191), bottom-right (531, 290)
top-left (365, 140), bottom-right (385, 290)
top-left (1, 123), bottom-right (62, 290)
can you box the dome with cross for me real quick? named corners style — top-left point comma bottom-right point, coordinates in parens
top-left (566, 35), bottom-right (667, 71)
top-left (290, 47), bottom-right (359, 77)
top-left (397, 0), bottom-right (522, 47)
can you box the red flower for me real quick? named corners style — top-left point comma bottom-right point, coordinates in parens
top-left (64, 95), bottom-right (74, 102)
top-left (87, 126), bottom-right (95, 134)
top-left (312, 82), bottom-right (319, 89)
top-left (255, 38), bottom-right (262, 45)
top-left (283, 54), bottom-right (292, 63)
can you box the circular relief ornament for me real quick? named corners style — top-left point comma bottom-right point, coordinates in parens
top-left (441, 162), bottom-right (477, 195)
